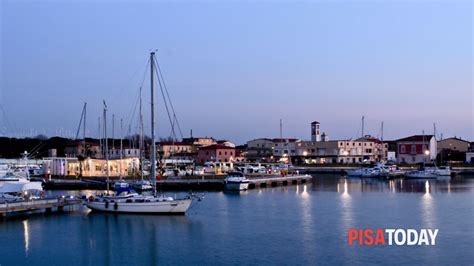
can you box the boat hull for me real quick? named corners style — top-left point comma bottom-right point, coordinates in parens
top-left (224, 182), bottom-right (249, 191)
top-left (85, 198), bottom-right (192, 214)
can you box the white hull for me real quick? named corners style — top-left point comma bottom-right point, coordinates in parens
top-left (0, 179), bottom-right (43, 193)
top-left (86, 198), bottom-right (192, 214)
top-left (224, 182), bottom-right (249, 191)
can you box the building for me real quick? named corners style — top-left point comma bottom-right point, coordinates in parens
top-left (64, 140), bottom-right (101, 158)
top-left (466, 142), bottom-right (474, 163)
top-left (182, 137), bottom-right (217, 149)
top-left (437, 137), bottom-right (470, 153)
top-left (44, 157), bottom-right (140, 178)
top-left (311, 121), bottom-right (321, 142)
top-left (396, 135), bottom-right (437, 164)
top-left (157, 141), bottom-right (194, 158)
top-left (272, 138), bottom-right (299, 161)
top-left (246, 138), bottom-right (274, 162)
top-left (295, 137), bottom-right (387, 164)
top-left (196, 144), bottom-right (236, 164)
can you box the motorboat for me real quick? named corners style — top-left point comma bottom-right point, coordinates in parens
top-left (224, 172), bottom-right (250, 191)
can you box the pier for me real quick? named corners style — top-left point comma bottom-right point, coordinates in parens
top-left (154, 174), bottom-right (313, 191)
top-left (0, 197), bottom-right (82, 218)
top-left (248, 175), bottom-right (312, 189)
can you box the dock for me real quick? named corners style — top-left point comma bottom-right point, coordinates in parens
top-left (154, 174), bottom-right (313, 191)
top-left (248, 175), bottom-right (312, 189)
top-left (0, 197), bottom-right (82, 218)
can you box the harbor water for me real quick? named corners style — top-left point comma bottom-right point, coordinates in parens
top-left (1, 175), bottom-right (473, 265)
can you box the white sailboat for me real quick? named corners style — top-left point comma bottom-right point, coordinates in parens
top-left (86, 52), bottom-right (193, 214)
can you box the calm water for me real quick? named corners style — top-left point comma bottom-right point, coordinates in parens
top-left (1, 175), bottom-right (473, 265)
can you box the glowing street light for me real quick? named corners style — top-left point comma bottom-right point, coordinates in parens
top-left (424, 150), bottom-right (430, 156)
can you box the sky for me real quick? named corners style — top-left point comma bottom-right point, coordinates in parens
top-left (1, 0), bottom-right (473, 144)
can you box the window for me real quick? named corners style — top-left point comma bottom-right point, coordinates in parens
top-left (359, 143), bottom-right (361, 146)
top-left (412, 156), bottom-right (416, 162)
top-left (230, 152), bottom-right (233, 156)
top-left (219, 151), bottom-right (222, 155)
top-left (364, 143), bottom-right (367, 146)
top-left (411, 145), bottom-right (416, 154)
top-left (352, 143), bottom-right (355, 146)
top-left (225, 151), bottom-right (227, 155)
top-left (206, 151), bottom-right (209, 155)
top-left (401, 145), bottom-right (406, 153)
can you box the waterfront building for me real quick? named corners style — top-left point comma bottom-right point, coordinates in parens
top-left (182, 137), bottom-right (217, 149)
top-left (157, 141), bottom-right (194, 158)
top-left (466, 142), bottom-right (474, 163)
top-left (437, 137), bottom-right (470, 153)
top-left (273, 138), bottom-right (299, 162)
top-left (196, 144), bottom-right (236, 164)
top-left (295, 137), bottom-right (387, 164)
top-left (43, 157), bottom-right (140, 178)
top-left (246, 138), bottom-right (274, 162)
top-left (396, 135), bottom-right (437, 164)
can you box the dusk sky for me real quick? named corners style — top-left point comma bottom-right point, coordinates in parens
top-left (1, 1), bottom-right (472, 144)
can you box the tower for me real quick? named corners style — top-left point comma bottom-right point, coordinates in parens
top-left (311, 121), bottom-right (321, 142)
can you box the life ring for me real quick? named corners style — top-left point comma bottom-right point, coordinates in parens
top-left (114, 203), bottom-right (118, 211)
top-left (105, 201), bottom-right (109, 209)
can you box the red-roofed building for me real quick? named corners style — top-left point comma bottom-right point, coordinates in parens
top-left (396, 135), bottom-right (437, 164)
top-left (196, 144), bottom-right (236, 164)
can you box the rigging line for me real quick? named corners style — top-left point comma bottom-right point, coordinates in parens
top-left (0, 103), bottom-right (14, 135)
top-left (154, 56), bottom-right (184, 139)
top-left (123, 58), bottom-right (150, 135)
top-left (152, 58), bottom-right (178, 141)
top-left (74, 104), bottom-right (86, 140)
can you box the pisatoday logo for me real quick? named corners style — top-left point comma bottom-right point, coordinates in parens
top-left (347, 228), bottom-right (439, 246)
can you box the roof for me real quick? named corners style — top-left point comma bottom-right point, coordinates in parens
top-left (396, 135), bottom-right (434, 142)
top-left (272, 138), bottom-right (298, 143)
top-left (438, 137), bottom-right (471, 144)
top-left (199, 144), bottom-right (235, 150)
top-left (311, 121), bottom-right (320, 124)
top-left (158, 141), bottom-right (192, 146)
top-left (355, 136), bottom-right (383, 144)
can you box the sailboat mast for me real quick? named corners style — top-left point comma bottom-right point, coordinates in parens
top-left (120, 118), bottom-right (123, 178)
top-left (150, 52), bottom-right (157, 195)
top-left (103, 101), bottom-right (109, 193)
top-left (139, 87), bottom-right (145, 181)
top-left (361, 116), bottom-right (365, 138)
top-left (83, 102), bottom-right (87, 153)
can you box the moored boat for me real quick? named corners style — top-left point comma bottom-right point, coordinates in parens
top-left (224, 172), bottom-right (250, 191)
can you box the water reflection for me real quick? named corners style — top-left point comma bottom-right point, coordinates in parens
top-left (311, 174), bottom-right (474, 194)
top-left (23, 219), bottom-right (29, 255)
top-left (421, 180), bottom-right (435, 229)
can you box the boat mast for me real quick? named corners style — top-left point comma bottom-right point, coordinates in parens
top-left (103, 100), bottom-right (109, 193)
top-left (83, 102), bottom-right (87, 154)
top-left (361, 116), bottom-right (365, 138)
top-left (150, 52), bottom-right (157, 196)
top-left (139, 86), bottom-right (145, 181)
top-left (120, 118), bottom-right (123, 178)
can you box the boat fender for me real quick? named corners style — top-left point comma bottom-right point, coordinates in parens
top-left (114, 203), bottom-right (118, 210)
top-left (105, 201), bottom-right (109, 209)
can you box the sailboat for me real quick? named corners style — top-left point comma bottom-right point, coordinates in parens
top-left (86, 52), bottom-right (193, 214)
top-left (404, 132), bottom-right (449, 179)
